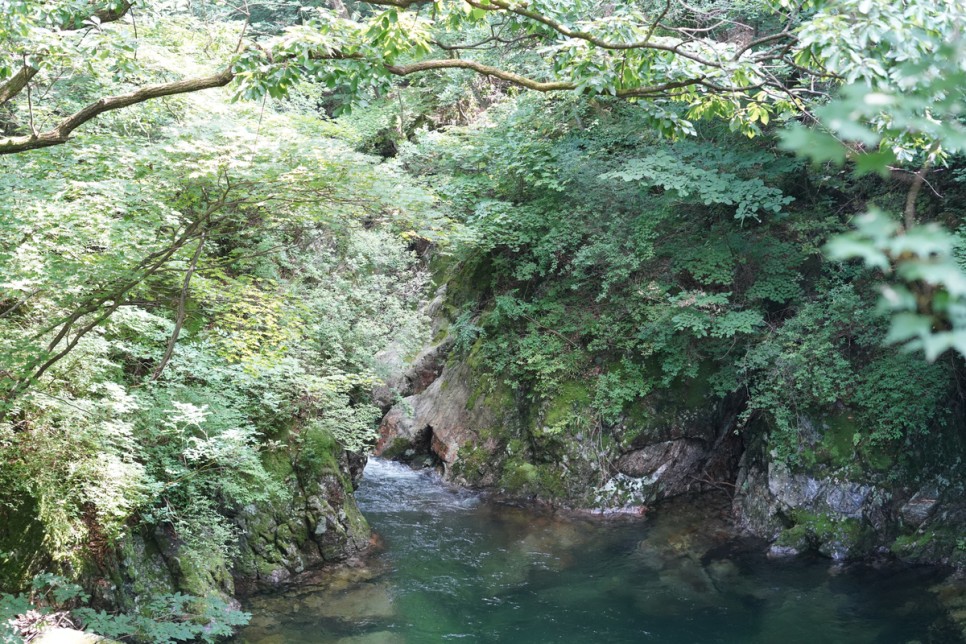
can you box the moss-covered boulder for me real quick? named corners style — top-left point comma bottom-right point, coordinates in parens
top-left (232, 444), bottom-right (370, 594)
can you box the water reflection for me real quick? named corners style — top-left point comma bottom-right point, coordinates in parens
top-left (236, 459), bottom-right (959, 643)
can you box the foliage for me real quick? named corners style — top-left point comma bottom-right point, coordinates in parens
top-left (827, 211), bottom-right (966, 360)
top-left (601, 148), bottom-right (794, 222)
top-left (0, 7), bottom-right (434, 632)
top-left (777, 0), bottom-right (966, 362)
top-left (0, 573), bottom-right (249, 644)
top-left (736, 282), bottom-right (952, 467)
top-left (398, 84), bottom-right (963, 489)
top-left (7, 0), bottom-right (940, 153)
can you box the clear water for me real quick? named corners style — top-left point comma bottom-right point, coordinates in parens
top-left (236, 458), bottom-right (959, 644)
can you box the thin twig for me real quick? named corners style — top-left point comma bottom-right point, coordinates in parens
top-left (23, 55), bottom-right (36, 136)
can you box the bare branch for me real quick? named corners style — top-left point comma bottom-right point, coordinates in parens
top-left (384, 58), bottom-right (575, 91)
top-left (151, 232), bottom-right (207, 381)
top-left (903, 143), bottom-right (941, 229)
top-left (433, 32), bottom-right (541, 51)
top-left (464, 0), bottom-right (725, 69)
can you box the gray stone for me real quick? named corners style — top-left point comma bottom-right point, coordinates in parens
top-left (899, 488), bottom-right (939, 527)
top-left (767, 544), bottom-right (800, 558)
top-left (615, 439), bottom-right (707, 496)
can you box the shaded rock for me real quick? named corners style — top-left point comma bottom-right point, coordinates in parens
top-left (734, 460), bottom-right (891, 560)
top-left (233, 450), bottom-right (370, 594)
top-left (767, 544), bottom-right (800, 558)
top-left (372, 285), bottom-right (452, 411)
top-left (900, 488), bottom-right (940, 528)
top-left (375, 361), bottom-right (497, 474)
top-left (372, 339), bottom-right (453, 411)
top-left (374, 398), bottom-right (424, 460)
top-left (893, 503), bottom-right (966, 567)
top-left (614, 439), bottom-right (706, 496)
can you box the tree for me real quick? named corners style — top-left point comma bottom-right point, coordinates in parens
top-left (6, 0), bottom-right (964, 359)
top-left (2, 0), bottom-right (822, 155)
top-left (781, 0), bottom-right (966, 360)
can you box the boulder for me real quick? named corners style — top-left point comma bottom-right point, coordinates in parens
top-left (899, 488), bottom-right (940, 528)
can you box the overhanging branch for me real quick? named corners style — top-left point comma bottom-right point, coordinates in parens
top-left (0, 68), bottom-right (234, 155)
top-left (1, 1), bottom-right (136, 106)
top-left (0, 67), bottom-right (40, 106)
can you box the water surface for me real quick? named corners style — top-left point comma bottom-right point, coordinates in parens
top-left (237, 458), bottom-right (959, 643)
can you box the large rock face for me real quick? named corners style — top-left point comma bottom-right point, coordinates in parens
top-left (374, 335), bottom-right (743, 509)
top-left (232, 451), bottom-right (370, 594)
top-left (374, 331), bottom-right (966, 569)
top-left (731, 428), bottom-right (966, 565)
top-left (95, 440), bottom-right (370, 609)
top-left (375, 359), bottom-right (499, 475)
top-left (374, 286), bottom-right (966, 567)
top-left (733, 458), bottom-right (892, 560)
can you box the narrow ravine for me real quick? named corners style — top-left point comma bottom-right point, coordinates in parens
top-left (235, 459), bottom-right (958, 643)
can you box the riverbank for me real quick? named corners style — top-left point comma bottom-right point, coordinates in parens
top-left (235, 458), bottom-right (963, 643)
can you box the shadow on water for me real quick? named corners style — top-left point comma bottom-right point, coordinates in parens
top-left (235, 458), bottom-right (960, 644)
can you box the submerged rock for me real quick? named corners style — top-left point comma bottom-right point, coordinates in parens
top-left (932, 576), bottom-right (966, 642)
top-left (303, 582), bottom-right (395, 620)
top-left (335, 632), bottom-right (405, 644)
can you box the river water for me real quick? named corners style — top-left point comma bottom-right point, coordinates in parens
top-left (235, 458), bottom-right (961, 643)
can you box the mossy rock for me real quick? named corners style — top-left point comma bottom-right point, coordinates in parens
top-left (541, 381), bottom-right (592, 428)
top-left (618, 375), bottom-right (719, 451)
top-left (378, 437), bottom-right (414, 460)
top-left (0, 494), bottom-right (47, 593)
top-left (304, 429), bottom-right (343, 477)
top-left (110, 533), bottom-right (177, 612)
top-left (892, 524), bottom-right (966, 566)
top-left (261, 449), bottom-right (295, 480)
top-left (776, 510), bottom-right (872, 560)
top-left (809, 412), bottom-right (895, 473)
top-left (499, 460), bottom-right (567, 499)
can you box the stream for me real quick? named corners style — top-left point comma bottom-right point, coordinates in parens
top-left (235, 458), bottom-right (958, 643)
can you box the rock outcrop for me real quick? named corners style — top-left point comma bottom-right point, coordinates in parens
top-left (374, 284), bottom-right (966, 568)
top-left (232, 450), bottom-right (370, 593)
top-left (94, 434), bottom-right (370, 609)
top-left (374, 330), bottom-right (743, 509)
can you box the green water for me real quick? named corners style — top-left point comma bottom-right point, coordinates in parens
top-left (236, 459), bottom-right (960, 643)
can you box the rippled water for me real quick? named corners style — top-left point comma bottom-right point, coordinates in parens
top-left (236, 458), bottom-right (960, 643)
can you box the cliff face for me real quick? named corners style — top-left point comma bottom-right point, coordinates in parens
top-left (374, 285), bottom-right (966, 568)
top-left (232, 448), bottom-right (370, 594)
top-left (114, 441), bottom-right (370, 605)
top-left (2, 436), bottom-right (370, 614)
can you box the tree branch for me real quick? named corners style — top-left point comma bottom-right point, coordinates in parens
top-left (151, 232), bottom-right (207, 381)
top-left (0, 2), bottom-right (136, 106)
top-left (384, 58), bottom-right (575, 91)
top-left (61, 1), bottom-right (135, 31)
top-left (0, 67), bottom-right (39, 106)
top-left (0, 68), bottom-right (234, 155)
top-left (903, 144), bottom-right (940, 229)
top-left (464, 0), bottom-right (725, 69)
